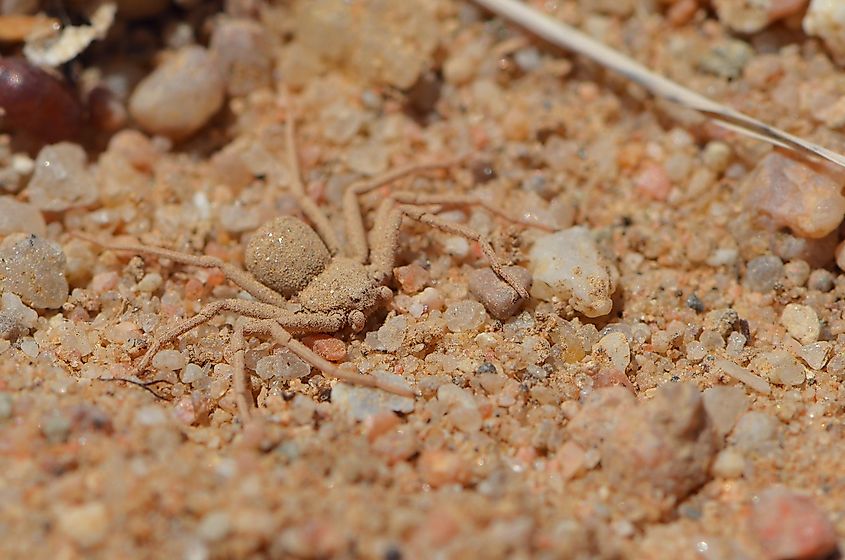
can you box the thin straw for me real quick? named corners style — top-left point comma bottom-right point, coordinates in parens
top-left (473, 0), bottom-right (845, 169)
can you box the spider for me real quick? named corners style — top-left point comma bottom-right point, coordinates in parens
top-left (79, 102), bottom-right (547, 423)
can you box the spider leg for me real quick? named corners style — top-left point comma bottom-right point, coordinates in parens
top-left (390, 191), bottom-right (556, 232)
top-left (282, 92), bottom-right (341, 255)
top-left (232, 318), bottom-right (416, 422)
top-left (73, 233), bottom-right (288, 307)
top-left (368, 198), bottom-right (530, 300)
top-left (342, 159), bottom-right (465, 263)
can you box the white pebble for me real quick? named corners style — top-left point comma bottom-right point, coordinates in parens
top-left (0, 233), bottom-right (68, 309)
top-left (180, 363), bottom-right (207, 385)
top-left (19, 337), bottom-right (38, 358)
top-left (529, 227), bottom-right (617, 317)
top-left (331, 370), bottom-right (414, 420)
top-left (712, 448), bottom-right (745, 478)
top-left (799, 341), bottom-right (831, 371)
top-left (129, 46), bottom-right (225, 140)
top-left (254, 349), bottom-right (310, 380)
top-left (702, 385), bottom-right (749, 437)
top-left (197, 511), bottom-right (231, 542)
top-left (780, 304), bottom-right (820, 344)
top-left (593, 332), bottom-right (630, 371)
top-left (152, 349), bottom-right (187, 371)
top-left (443, 236), bottom-right (470, 257)
top-left (136, 272), bottom-right (163, 293)
top-left (752, 350), bottom-right (806, 386)
top-left (27, 143), bottom-right (98, 212)
top-left (715, 358), bottom-right (771, 394)
top-left (804, 0), bottom-right (845, 65)
top-left (726, 331), bottom-right (747, 356)
top-left (444, 300), bottom-right (487, 332)
top-left (57, 502), bottom-right (109, 547)
top-left (376, 315), bottom-right (407, 353)
top-left (0, 196), bottom-right (46, 236)
top-left (686, 341), bottom-right (707, 362)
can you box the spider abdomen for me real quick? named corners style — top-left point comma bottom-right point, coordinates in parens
top-left (245, 216), bottom-right (331, 297)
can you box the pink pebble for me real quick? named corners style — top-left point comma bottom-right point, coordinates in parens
top-left (90, 271), bottom-right (119, 293)
top-left (634, 161), bottom-right (672, 201)
top-left (750, 487), bottom-right (838, 560)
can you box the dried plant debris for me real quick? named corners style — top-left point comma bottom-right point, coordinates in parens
top-left (23, 1), bottom-right (114, 67)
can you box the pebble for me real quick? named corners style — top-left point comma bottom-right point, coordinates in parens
top-left (0, 233), bottom-right (68, 308)
top-left (715, 358), bottom-right (772, 394)
top-left (331, 371), bottom-right (414, 421)
top-left (804, 0), bottom-right (845, 65)
top-left (744, 151), bottom-right (845, 239)
top-left (751, 350), bottom-right (806, 386)
top-left (209, 18), bottom-right (273, 97)
top-left (136, 272), bottom-right (162, 293)
top-left (255, 350), bottom-right (310, 380)
top-left (702, 385), bottom-right (749, 437)
top-left (593, 332), bottom-right (630, 372)
top-left (393, 263), bottom-right (429, 294)
top-left (309, 336), bottom-right (347, 362)
top-left (180, 363), bottom-right (207, 385)
top-left (711, 448), bottom-right (745, 479)
top-left (731, 411), bottom-right (780, 456)
top-left (715, 0), bottom-right (806, 33)
top-left (151, 349), bottom-right (187, 371)
top-left (783, 260), bottom-right (810, 287)
top-left (57, 502), bottom-right (109, 547)
top-left (780, 304), bottom-right (820, 344)
top-left (437, 383), bottom-right (482, 433)
top-left (41, 410), bottom-right (71, 443)
top-left (529, 227), bottom-right (618, 317)
top-left (799, 341), bottom-right (830, 370)
top-left (726, 331), bottom-right (747, 356)
top-left (698, 38), bottom-right (754, 79)
top-left (750, 487), bottom-right (837, 560)
top-left (27, 143), bottom-right (98, 211)
top-left (417, 449), bottom-right (469, 487)
top-left (468, 266), bottom-right (532, 321)
top-left (129, 46), bottom-right (225, 140)
top-left (0, 292), bottom-right (37, 340)
top-left (197, 511), bottom-right (231, 542)
top-left (744, 255), bottom-right (784, 293)
top-left (807, 269), bottom-right (834, 292)
top-left (375, 315), bottom-right (407, 352)
top-left (0, 196), bottom-right (45, 236)
top-left (570, 384), bottom-right (717, 519)
top-left (444, 300), bottom-right (487, 333)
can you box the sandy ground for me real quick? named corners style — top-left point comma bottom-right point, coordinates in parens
top-left (1, 0), bottom-right (845, 558)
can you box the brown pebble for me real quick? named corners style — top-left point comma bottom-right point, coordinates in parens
top-left (750, 487), bottom-right (838, 560)
top-left (468, 266), bottom-right (532, 320)
top-left (0, 58), bottom-right (83, 143)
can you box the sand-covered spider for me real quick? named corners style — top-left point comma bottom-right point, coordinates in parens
top-left (80, 103), bottom-right (545, 422)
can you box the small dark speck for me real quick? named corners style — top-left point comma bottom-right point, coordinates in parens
top-left (670, 375), bottom-right (680, 382)
top-left (620, 216), bottom-right (633, 227)
top-left (476, 362), bottom-right (496, 374)
top-left (282, 391), bottom-right (295, 401)
top-left (471, 160), bottom-right (497, 184)
top-left (686, 293), bottom-right (704, 313)
top-left (385, 547), bottom-right (402, 560)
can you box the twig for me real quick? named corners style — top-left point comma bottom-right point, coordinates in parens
top-left (472, 0), bottom-right (845, 170)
